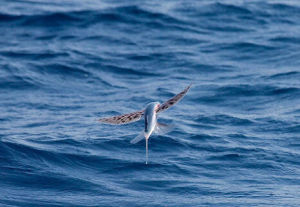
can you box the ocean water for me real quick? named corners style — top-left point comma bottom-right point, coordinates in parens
top-left (1, 0), bottom-right (300, 206)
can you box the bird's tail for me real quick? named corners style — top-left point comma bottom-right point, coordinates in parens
top-left (146, 137), bottom-right (148, 164)
top-left (154, 122), bottom-right (173, 135)
top-left (130, 131), bottom-right (150, 164)
top-left (130, 131), bottom-right (144, 144)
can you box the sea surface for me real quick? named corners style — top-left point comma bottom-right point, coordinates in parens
top-left (0, 0), bottom-right (300, 206)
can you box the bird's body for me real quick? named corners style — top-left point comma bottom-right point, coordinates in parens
top-left (144, 102), bottom-right (160, 138)
top-left (143, 102), bottom-right (159, 164)
top-left (99, 84), bottom-right (191, 164)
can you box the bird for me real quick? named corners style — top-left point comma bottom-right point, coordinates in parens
top-left (98, 84), bottom-right (191, 164)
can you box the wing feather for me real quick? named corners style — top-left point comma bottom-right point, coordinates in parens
top-left (156, 84), bottom-right (191, 113)
top-left (99, 110), bottom-right (144, 125)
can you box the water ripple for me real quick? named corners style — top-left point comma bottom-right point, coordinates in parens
top-left (1, 0), bottom-right (300, 206)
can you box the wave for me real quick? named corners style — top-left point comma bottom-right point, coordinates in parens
top-left (197, 114), bottom-right (254, 126)
top-left (0, 73), bottom-right (40, 91)
top-left (0, 6), bottom-right (184, 28)
top-left (0, 50), bottom-right (69, 60)
top-left (1, 0), bottom-right (300, 206)
top-left (215, 84), bottom-right (300, 97)
top-left (265, 71), bottom-right (300, 79)
top-left (87, 62), bottom-right (159, 77)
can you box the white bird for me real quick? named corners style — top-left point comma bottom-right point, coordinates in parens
top-left (99, 84), bottom-right (191, 164)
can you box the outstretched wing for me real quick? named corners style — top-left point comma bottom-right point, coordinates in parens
top-left (99, 110), bottom-right (144, 125)
top-left (156, 84), bottom-right (191, 113)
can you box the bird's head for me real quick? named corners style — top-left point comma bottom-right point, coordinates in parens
top-left (154, 102), bottom-right (160, 110)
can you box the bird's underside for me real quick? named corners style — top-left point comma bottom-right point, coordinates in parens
top-left (98, 84), bottom-right (191, 125)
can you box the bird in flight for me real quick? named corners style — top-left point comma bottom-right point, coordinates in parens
top-left (99, 84), bottom-right (191, 164)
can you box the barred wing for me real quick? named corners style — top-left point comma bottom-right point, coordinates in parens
top-left (99, 110), bottom-right (144, 125)
top-left (156, 84), bottom-right (191, 113)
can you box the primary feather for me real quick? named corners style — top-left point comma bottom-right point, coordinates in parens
top-left (156, 84), bottom-right (191, 113)
top-left (98, 110), bottom-right (144, 125)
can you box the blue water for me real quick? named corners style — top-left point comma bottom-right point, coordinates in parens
top-left (1, 0), bottom-right (300, 206)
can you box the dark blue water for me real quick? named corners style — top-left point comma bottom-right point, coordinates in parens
top-left (1, 0), bottom-right (300, 206)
